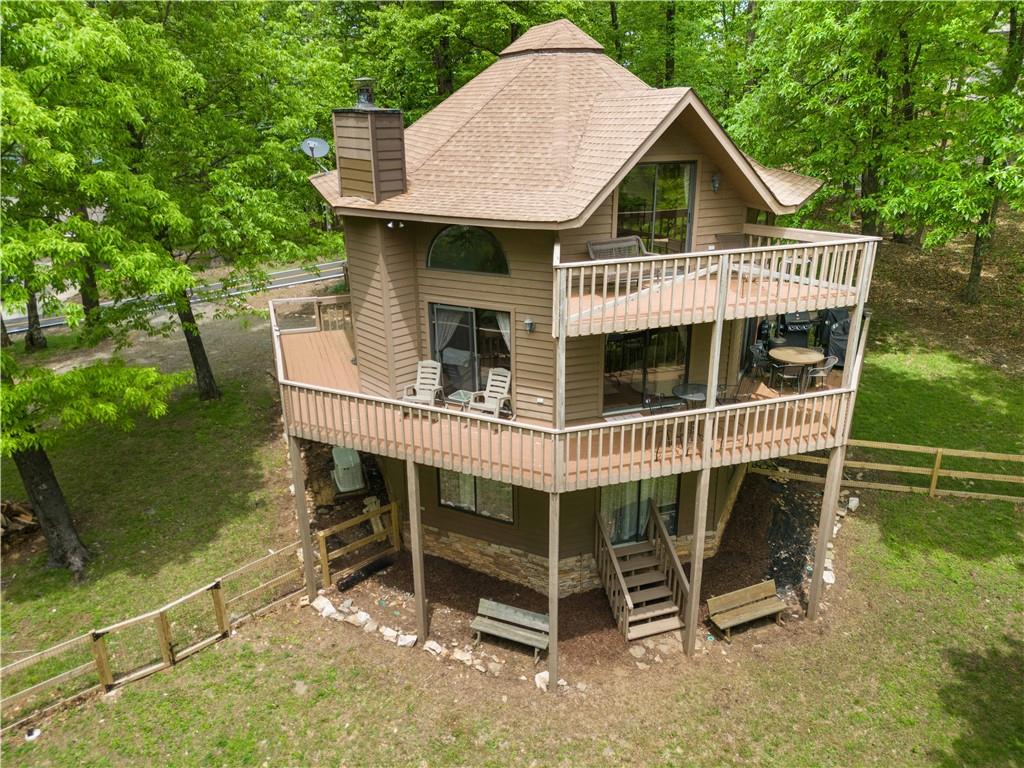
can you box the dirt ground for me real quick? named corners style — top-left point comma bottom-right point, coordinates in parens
top-left (306, 471), bottom-right (827, 684)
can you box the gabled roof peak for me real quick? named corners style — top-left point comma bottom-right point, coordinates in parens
top-left (499, 19), bottom-right (604, 57)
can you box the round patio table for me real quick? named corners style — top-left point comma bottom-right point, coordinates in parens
top-left (768, 347), bottom-right (825, 366)
top-left (671, 382), bottom-right (708, 406)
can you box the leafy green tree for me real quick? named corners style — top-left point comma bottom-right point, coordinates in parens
top-left (90, 1), bottom-right (347, 400)
top-left (2, 0), bottom-right (194, 576)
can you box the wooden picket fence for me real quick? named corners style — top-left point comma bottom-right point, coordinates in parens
top-left (0, 542), bottom-right (307, 733)
top-left (317, 503), bottom-right (400, 589)
top-left (751, 438), bottom-right (1024, 502)
top-left (0, 503), bottom-right (401, 734)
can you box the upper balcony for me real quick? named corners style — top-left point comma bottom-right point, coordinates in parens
top-left (555, 223), bottom-right (878, 337)
top-left (271, 295), bottom-right (867, 495)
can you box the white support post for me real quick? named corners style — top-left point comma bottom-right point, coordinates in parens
top-left (807, 445), bottom-right (846, 620)
top-left (406, 459), bottom-right (429, 639)
top-left (683, 468), bottom-right (711, 656)
top-left (288, 436), bottom-right (318, 601)
top-left (842, 240), bottom-right (876, 388)
top-left (547, 492), bottom-right (560, 687)
top-left (554, 236), bottom-right (567, 430)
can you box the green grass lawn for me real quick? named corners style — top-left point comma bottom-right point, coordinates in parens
top-left (2, 491), bottom-right (1020, 767)
top-left (0, 378), bottom-right (292, 654)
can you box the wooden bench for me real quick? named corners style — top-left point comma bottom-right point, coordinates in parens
top-left (470, 598), bottom-right (549, 663)
top-left (707, 580), bottom-right (786, 642)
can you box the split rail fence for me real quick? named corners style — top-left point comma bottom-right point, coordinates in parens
top-left (751, 438), bottom-right (1024, 502)
top-left (0, 503), bottom-right (399, 733)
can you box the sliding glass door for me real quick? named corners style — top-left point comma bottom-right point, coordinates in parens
top-left (603, 326), bottom-right (691, 413)
top-left (429, 303), bottom-right (511, 394)
top-left (600, 476), bottom-right (681, 545)
top-left (616, 161), bottom-right (696, 253)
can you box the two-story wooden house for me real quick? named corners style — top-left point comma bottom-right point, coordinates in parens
top-left (273, 20), bottom-right (878, 682)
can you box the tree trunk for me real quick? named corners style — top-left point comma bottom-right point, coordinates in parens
top-left (860, 164), bottom-right (880, 237)
top-left (664, 2), bottom-right (676, 86)
top-left (176, 290), bottom-right (220, 400)
top-left (12, 446), bottom-right (89, 579)
top-left (431, 1), bottom-right (453, 98)
top-left (80, 262), bottom-right (101, 324)
top-left (1, 317), bottom-right (11, 348)
top-left (609, 2), bottom-right (622, 61)
top-left (24, 291), bottom-right (46, 351)
top-left (964, 195), bottom-right (998, 305)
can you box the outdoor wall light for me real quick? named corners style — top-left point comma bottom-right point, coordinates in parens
top-left (711, 172), bottom-right (721, 193)
top-left (386, 220), bottom-right (405, 229)
top-left (523, 318), bottom-right (536, 334)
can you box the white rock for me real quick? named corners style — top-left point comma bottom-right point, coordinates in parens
top-left (833, 523), bottom-right (842, 537)
top-left (397, 634), bottom-right (417, 648)
top-left (473, 663), bottom-right (487, 673)
top-left (823, 571), bottom-right (836, 585)
top-left (628, 645), bottom-right (646, 659)
top-left (379, 626), bottom-right (399, 642)
top-left (25, 728), bottom-right (41, 742)
top-left (847, 497), bottom-right (860, 512)
top-left (363, 620), bottom-right (379, 633)
top-left (452, 648), bottom-right (473, 665)
top-left (642, 638), bottom-right (656, 649)
top-left (575, 682), bottom-right (588, 692)
top-left (328, 612), bottom-right (345, 622)
top-left (487, 662), bottom-right (503, 677)
top-left (557, 678), bottom-right (568, 687)
top-left (534, 671), bottom-right (549, 692)
top-left (423, 640), bottom-right (445, 656)
top-left (311, 596), bottom-right (337, 618)
top-left (636, 662), bottom-right (650, 670)
top-left (826, 542), bottom-right (834, 550)
top-left (344, 611), bottom-right (370, 628)
top-left (654, 655), bottom-right (663, 663)
top-left (339, 598), bottom-right (354, 612)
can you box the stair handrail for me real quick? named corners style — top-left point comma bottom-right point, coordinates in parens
top-left (596, 516), bottom-right (634, 611)
top-left (647, 500), bottom-right (690, 604)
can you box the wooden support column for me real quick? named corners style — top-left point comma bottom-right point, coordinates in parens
top-left (548, 492), bottom-right (560, 687)
top-left (705, 253), bottom-right (730, 409)
top-left (683, 468), bottom-right (711, 656)
top-left (807, 445), bottom-right (846, 620)
top-left (288, 436), bottom-right (318, 601)
top-left (553, 236), bottom-right (567, 429)
top-left (842, 240), bottom-right (876, 388)
top-left (406, 459), bottom-right (429, 639)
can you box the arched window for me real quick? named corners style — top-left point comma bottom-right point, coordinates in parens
top-left (427, 225), bottom-right (509, 275)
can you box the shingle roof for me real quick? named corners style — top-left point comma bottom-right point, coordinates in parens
top-left (314, 20), bottom-right (821, 226)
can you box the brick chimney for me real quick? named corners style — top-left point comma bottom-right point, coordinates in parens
top-left (332, 78), bottom-right (406, 202)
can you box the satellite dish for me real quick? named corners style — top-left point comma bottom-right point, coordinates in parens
top-left (301, 138), bottom-right (330, 159)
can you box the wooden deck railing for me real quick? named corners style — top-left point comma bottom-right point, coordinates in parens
top-left (279, 376), bottom-right (849, 493)
top-left (554, 223), bottom-right (878, 337)
top-left (594, 516), bottom-right (633, 636)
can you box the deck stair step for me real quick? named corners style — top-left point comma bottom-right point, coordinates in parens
top-left (616, 555), bottom-right (659, 573)
top-left (622, 570), bottom-right (665, 589)
top-left (626, 615), bottom-right (683, 640)
top-left (628, 585), bottom-right (672, 604)
top-left (612, 541), bottom-right (654, 558)
top-left (628, 600), bottom-right (679, 622)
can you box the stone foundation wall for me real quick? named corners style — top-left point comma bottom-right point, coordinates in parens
top-left (402, 523), bottom-right (601, 598)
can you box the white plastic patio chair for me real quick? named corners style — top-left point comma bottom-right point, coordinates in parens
top-left (466, 367), bottom-right (513, 418)
top-left (402, 360), bottom-right (444, 406)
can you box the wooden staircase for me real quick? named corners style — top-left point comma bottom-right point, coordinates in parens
top-left (595, 504), bottom-right (691, 641)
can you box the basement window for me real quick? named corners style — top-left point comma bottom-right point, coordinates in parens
top-left (427, 225), bottom-right (509, 275)
top-left (438, 469), bottom-right (514, 523)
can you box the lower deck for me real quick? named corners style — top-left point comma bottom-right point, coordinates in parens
top-left (279, 328), bottom-right (851, 493)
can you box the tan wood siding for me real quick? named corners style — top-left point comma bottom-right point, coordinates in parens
top-left (333, 113), bottom-right (374, 200)
top-left (564, 335), bottom-right (604, 422)
top-left (380, 226), bottom-right (421, 392)
top-left (344, 218), bottom-right (392, 396)
top-left (378, 458), bottom-right (595, 558)
top-left (559, 194), bottom-right (615, 262)
top-left (370, 112), bottom-right (407, 199)
top-left (413, 223), bottom-right (556, 424)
